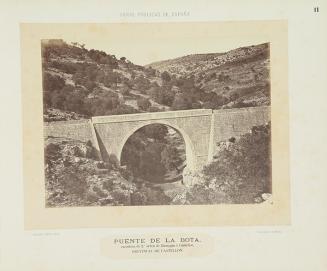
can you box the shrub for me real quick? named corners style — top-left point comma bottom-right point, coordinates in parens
top-left (44, 143), bottom-right (61, 165)
top-left (108, 154), bottom-right (120, 168)
top-left (43, 73), bottom-right (65, 93)
top-left (146, 106), bottom-right (158, 112)
top-left (63, 92), bottom-right (85, 114)
top-left (59, 167), bottom-right (88, 197)
top-left (96, 161), bottom-right (110, 169)
top-left (145, 66), bottom-right (156, 77)
top-left (161, 145), bottom-right (182, 171)
top-left (171, 93), bottom-right (191, 110)
top-left (197, 123), bottom-right (271, 204)
top-left (131, 191), bottom-right (147, 205)
top-left (186, 184), bottom-right (232, 204)
top-left (161, 71), bottom-right (171, 82)
top-left (49, 90), bottom-right (66, 109)
top-left (137, 98), bottom-right (151, 111)
top-left (110, 189), bottom-right (131, 205)
top-left (133, 76), bottom-right (151, 91)
top-left (104, 71), bottom-right (121, 87)
top-left (109, 104), bottom-right (139, 115)
top-left (121, 86), bottom-right (130, 95)
top-left (92, 186), bottom-right (107, 198)
top-left (136, 186), bottom-right (170, 205)
top-left (143, 124), bottom-right (168, 140)
top-left (218, 73), bottom-right (231, 82)
top-left (49, 61), bottom-right (78, 74)
top-left (73, 146), bottom-right (84, 157)
top-left (85, 191), bottom-right (100, 203)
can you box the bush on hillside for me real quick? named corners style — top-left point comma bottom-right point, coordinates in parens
top-left (161, 71), bottom-right (171, 82)
top-left (137, 98), bottom-right (151, 111)
top-left (49, 61), bottom-right (79, 74)
top-left (187, 123), bottom-right (271, 204)
top-left (44, 143), bottom-right (61, 166)
top-left (43, 73), bottom-right (65, 93)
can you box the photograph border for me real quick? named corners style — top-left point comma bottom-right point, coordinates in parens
top-left (21, 21), bottom-right (290, 229)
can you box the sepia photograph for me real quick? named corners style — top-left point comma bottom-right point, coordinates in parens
top-left (2, 1), bottom-right (324, 270)
top-left (42, 37), bottom-right (271, 207)
top-left (21, 21), bottom-right (289, 228)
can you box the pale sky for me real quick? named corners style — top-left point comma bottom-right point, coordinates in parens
top-left (44, 22), bottom-right (273, 65)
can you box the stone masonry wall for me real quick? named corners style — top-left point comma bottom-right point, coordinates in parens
top-left (44, 119), bottom-right (95, 143)
top-left (212, 106), bottom-right (270, 143)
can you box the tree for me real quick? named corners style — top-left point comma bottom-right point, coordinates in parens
top-left (201, 92), bottom-right (226, 109)
top-left (50, 90), bottom-right (66, 109)
top-left (176, 77), bottom-right (195, 90)
top-left (64, 92), bottom-right (85, 114)
top-left (120, 86), bottom-right (130, 96)
top-left (161, 145), bottom-right (182, 171)
top-left (43, 73), bottom-right (65, 93)
top-left (122, 77), bottom-right (133, 89)
top-left (44, 143), bottom-right (61, 166)
top-left (139, 142), bottom-right (166, 180)
top-left (134, 76), bottom-right (151, 92)
top-left (145, 66), bottom-right (156, 77)
top-left (103, 95), bottom-right (120, 111)
top-left (95, 69), bottom-right (105, 83)
top-left (137, 98), bottom-right (151, 111)
top-left (143, 124), bottom-right (168, 141)
top-left (110, 104), bottom-right (139, 115)
top-left (106, 71), bottom-right (121, 87)
top-left (161, 89), bottom-right (175, 106)
top-left (61, 84), bottom-right (75, 92)
top-left (84, 79), bottom-right (96, 92)
top-left (218, 73), bottom-right (231, 82)
top-left (230, 92), bottom-right (239, 101)
top-left (172, 93), bottom-right (191, 110)
top-left (148, 106), bottom-right (160, 112)
top-left (161, 71), bottom-right (171, 82)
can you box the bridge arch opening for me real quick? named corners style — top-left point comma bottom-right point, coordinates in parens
top-left (119, 122), bottom-right (195, 184)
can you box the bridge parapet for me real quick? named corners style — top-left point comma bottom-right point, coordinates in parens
top-left (92, 109), bottom-right (212, 124)
top-left (212, 105), bottom-right (270, 143)
top-left (43, 119), bottom-right (101, 159)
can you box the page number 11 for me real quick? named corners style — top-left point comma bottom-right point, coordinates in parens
top-left (314, 6), bottom-right (319, 12)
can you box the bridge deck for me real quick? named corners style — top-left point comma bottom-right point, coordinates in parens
top-left (92, 109), bottom-right (213, 124)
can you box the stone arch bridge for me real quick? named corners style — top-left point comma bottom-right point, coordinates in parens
top-left (44, 106), bottom-right (270, 170)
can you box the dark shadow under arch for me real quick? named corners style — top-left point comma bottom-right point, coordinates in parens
top-left (120, 123), bottom-right (187, 184)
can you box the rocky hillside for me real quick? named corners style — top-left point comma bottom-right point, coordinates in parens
top-left (44, 137), bottom-right (172, 207)
top-left (175, 123), bottom-right (272, 204)
top-left (42, 40), bottom-right (272, 206)
top-left (147, 43), bottom-right (270, 108)
top-left (44, 122), bottom-right (272, 206)
top-left (42, 40), bottom-right (270, 121)
top-left (42, 39), bottom-right (168, 121)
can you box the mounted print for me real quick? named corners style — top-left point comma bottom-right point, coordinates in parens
top-left (21, 21), bottom-right (290, 229)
